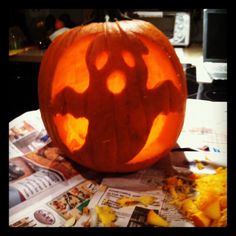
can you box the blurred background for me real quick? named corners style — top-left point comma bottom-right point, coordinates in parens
top-left (9, 9), bottom-right (203, 47)
top-left (9, 9), bottom-right (226, 122)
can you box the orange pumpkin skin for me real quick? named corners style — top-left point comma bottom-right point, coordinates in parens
top-left (38, 20), bottom-right (187, 173)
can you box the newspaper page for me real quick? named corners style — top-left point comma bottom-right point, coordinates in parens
top-left (76, 155), bottom-right (195, 227)
top-left (9, 142), bottom-right (83, 209)
top-left (177, 99), bottom-right (227, 154)
top-left (9, 109), bottom-right (51, 158)
top-left (9, 178), bottom-right (99, 227)
top-left (76, 150), bottom-right (227, 227)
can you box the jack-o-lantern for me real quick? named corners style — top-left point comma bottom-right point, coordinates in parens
top-left (38, 12), bottom-right (187, 173)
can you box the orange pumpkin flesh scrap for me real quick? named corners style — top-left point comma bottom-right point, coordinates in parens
top-left (38, 20), bottom-right (187, 172)
top-left (164, 167), bottom-right (227, 227)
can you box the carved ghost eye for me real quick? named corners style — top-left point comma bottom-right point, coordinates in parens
top-left (122, 50), bottom-right (135, 67)
top-left (95, 51), bottom-right (109, 70)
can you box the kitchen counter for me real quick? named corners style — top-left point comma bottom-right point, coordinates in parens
top-left (9, 47), bottom-right (45, 63)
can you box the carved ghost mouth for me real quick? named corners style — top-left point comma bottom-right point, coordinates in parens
top-left (106, 70), bottom-right (126, 94)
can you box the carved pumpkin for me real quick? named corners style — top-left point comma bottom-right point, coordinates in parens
top-left (38, 18), bottom-right (187, 173)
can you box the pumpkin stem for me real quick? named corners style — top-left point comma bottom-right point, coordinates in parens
top-left (82, 9), bottom-right (132, 24)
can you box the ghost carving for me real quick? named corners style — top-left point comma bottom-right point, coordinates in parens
top-left (38, 20), bottom-right (187, 172)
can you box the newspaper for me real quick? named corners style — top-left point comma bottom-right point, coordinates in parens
top-left (76, 156), bottom-right (194, 227)
top-left (9, 99), bottom-right (227, 227)
top-left (9, 142), bottom-right (82, 208)
top-left (76, 149), bottom-right (227, 227)
top-left (9, 177), bottom-right (99, 227)
top-left (9, 110), bottom-right (51, 158)
top-left (177, 99), bottom-right (227, 154)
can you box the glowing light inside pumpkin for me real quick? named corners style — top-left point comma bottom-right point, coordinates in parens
top-left (54, 114), bottom-right (89, 152)
top-left (127, 113), bottom-right (167, 164)
top-left (138, 36), bottom-right (180, 90)
top-left (142, 51), bottom-right (163, 90)
top-left (106, 70), bottom-right (126, 94)
top-left (95, 51), bottom-right (109, 70)
top-left (51, 36), bottom-right (95, 99)
top-left (122, 50), bottom-right (135, 67)
top-left (144, 114), bottom-right (166, 148)
top-left (55, 63), bottom-right (89, 94)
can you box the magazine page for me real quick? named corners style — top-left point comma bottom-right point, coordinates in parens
top-left (9, 109), bottom-right (50, 158)
top-left (9, 178), bottom-right (100, 227)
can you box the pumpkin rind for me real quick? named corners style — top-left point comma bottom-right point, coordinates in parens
top-left (38, 20), bottom-right (187, 172)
